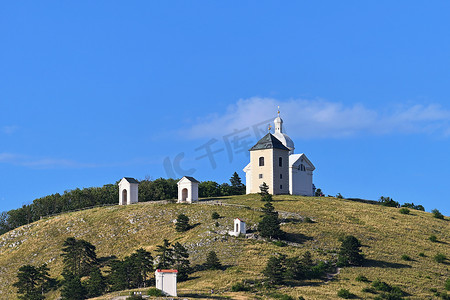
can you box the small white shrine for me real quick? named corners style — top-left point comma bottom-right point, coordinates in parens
top-left (229, 218), bottom-right (246, 237)
top-left (155, 269), bottom-right (178, 297)
top-left (118, 177), bottom-right (139, 205)
top-left (177, 176), bottom-right (199, 203)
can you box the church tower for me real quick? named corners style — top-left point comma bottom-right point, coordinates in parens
top-left (246, 132), bottom-right (290, 195)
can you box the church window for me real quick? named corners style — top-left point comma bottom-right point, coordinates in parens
top-left (280, 174), bottom-right (282, 179)
top-left (259, 174), bottom-right (263, 179)
top-left (280, 185), bottom-right (283, 189)
top-left (279, 157), bottom-right (282, 167)
top-left (259, 157), bottom-right (264, 166)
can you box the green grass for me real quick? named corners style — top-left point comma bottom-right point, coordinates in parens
top-left (0, 194), bottom-right (448, 300)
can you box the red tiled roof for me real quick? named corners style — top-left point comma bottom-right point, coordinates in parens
top-left (156, 269), bottom-right (178, 273)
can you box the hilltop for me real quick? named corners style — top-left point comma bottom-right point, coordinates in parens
top-left (0, 194), bottom-right (448, 299)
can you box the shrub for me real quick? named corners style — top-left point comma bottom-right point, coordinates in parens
top-left (231, 281), bottom-right (250, 292)
top-left (402, 202), bottom-right (425, 211)
top-left (434, 253), bottom-right (447, 263)
top-left (362, 287), bottom-right (377, 293)
top-left (432, 209), bottom-right (445, 220)
top-left (372, 279), bottom-right (391, 292)
top-left (337, 288), bottom-right (354, 298)
top-left (215, 221), bottom-right (219, 227)
top-left (429, 235), bottom-right (438, 242)
top-left (272, 240), bottom-right (287, 247)
top-left (205, 251), bottom-right (222, 270)
top-left (401, 254), bottom-right (411, 261)
top-left (446, 278), bottom-right (450, 291)
top-left (355, 275), bottom-right (369, 282)
top-left (379, 196), bottom-right (399, 207)
top-left (147, 288), bottom-right (163, 296)
top-left (338, 235), bottom-right (364, 266)
top-left (211, 212), bottom-right (220, 219)
top-left (303, 217), bottom-right (314, 223)
top-left (399, 208), bottom-right (410, 215)
top-left (419, 252), bottom-right (426, 257)
top-left (175, 214), bottom-right (190, 232)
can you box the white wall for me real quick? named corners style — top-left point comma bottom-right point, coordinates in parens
top-left (155, 271), bottom-right (177, 296)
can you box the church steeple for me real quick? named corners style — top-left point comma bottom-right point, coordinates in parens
top-left (274, 106), bottom-right (283, 133)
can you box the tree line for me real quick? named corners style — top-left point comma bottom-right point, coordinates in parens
top-left (0, 172), bottom-right (245, 235)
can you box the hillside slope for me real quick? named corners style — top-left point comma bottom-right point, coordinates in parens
top-left (0, 195), bottom-right (448, 299)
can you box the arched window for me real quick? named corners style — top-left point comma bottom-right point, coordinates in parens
top-left (279, 157), bottom-right (282, 167)
top-left (259, 157), bottom-right (264, 166)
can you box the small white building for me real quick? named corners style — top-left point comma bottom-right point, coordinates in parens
top-left (229, 218), bottom-right (246, 237)
top-left (118, 177), bottom-right (139, 205)
top-left (155, 269), bottom-right (177, 297)
top-left (177, 176), bottom-right (199, 203)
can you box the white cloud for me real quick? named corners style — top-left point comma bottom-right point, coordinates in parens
top-left (182, 97), bottom-right (450, 139)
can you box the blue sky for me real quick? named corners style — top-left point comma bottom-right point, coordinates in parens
top-left (1, 1), bottom-right (449, 215)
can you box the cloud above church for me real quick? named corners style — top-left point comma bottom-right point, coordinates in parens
top-left (183, 97), bottom-right (450, 139)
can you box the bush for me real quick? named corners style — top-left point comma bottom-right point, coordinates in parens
top-left (429, 235), bottom-right (438, 242)
top-left (175, 214), bottom-right (190, 232)
top-left (337, 288), bottom-right (354, 298)
top-left (379, 196), bottom-right (399, 207)
top-left (446, 278), bottom-right (450, 291)
top-left (272, 240), bottom-right (287, 247)
top-left (362, 287), bottom-right (377, 293)
top-left (399, 208), bottom-right (410, 215)
top-left (215, 221), bottom-right (219, 227)
top-left (419, 252), bottom-right (426, 257)
top-left (432, 209), bottom-right (445, 220)
top-left (355, 275), bottom-right (369, 282)
top-left (434, 253), bottom-right (447, 263)
top-left (402, 202), bottom-right (425, 211)
top-left (231, 281), bottom-right (250, 292)
top-left (147, 288), bottom-right (163, 296)
top-left (303, 217), bottom-right (314, 223)
top-left (401, 254), bottom-right (411, 261)
top-left (211, 212), bottom-right (220, 219)
top-left (372, 279), bottom-right (391, 292)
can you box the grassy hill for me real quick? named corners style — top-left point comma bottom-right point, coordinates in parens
top-left (0, 195), bottom-right (448, 299)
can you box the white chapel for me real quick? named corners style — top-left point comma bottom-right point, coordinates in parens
top-left (243, 109), bottom-right (315, 196)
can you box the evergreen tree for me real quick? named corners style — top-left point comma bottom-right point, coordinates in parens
top-left (258, 201), bottom-right (284, 239)
top-left (129, 248), bottom-right (154, 288)
top-left (230, 172), bottom-right (245, 195)
top-left (259, 182), bottom-right (272, 201)
top-left (172, 242), bottom-right (191, 281)
top-left (85, 266), bottom-right (106, 298)
top-left (107, 259), bottom-right (130, 291)
top-left (60, 273), bottom-right (87, 300)
top-left (14, 264), bottom-right (54, 300)
top-left (175, 214), bottom-right (190, 232)
top-left (263, 255), bottom-right (286, 284)
top-left (338, 235), bottom-right (364, 266)
top-left (205, 251), bottom-right (222, 270)
top-left (156, 239), bottom-right (175, 269)
top-left (61, 237), bottom-right (98, 277)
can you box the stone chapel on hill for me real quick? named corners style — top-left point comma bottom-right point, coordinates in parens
top-left (243, 110), bottom-right (316, 196)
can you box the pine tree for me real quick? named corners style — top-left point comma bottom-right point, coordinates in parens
top-left (107, 259), bottom-right (130, 291)
top-left (263, 255), bottom-right (286, 284)
top-left (338, 235), bottom-right (364, 266)
top-left (129, 248), bottom-right (154, 288)
top-left (175, 214), bottom-right (190, 232)
top-left (205, 251), bottom-right (222, 270)
top-left (258, 201), bottom-right (284, 239)
top-left (61, 237), bottom-right (98, 277)
top-left (85, 267), bottom-right (106, 298)
top-left (172, 242), bottom-right (191, 281)
top-left (14, 265), bottom-right (46, 300)
top-left (230, 172), bottom-right (245, 195)
top-left (156, 239), bottom-right (175, 269)
top-left (60, 273), bottom-right (87, 300)
top-left (259, 182), bottom-right (272, 201)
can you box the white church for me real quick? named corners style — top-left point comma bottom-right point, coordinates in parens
top-left (243, 110), bottom-right (315, 196)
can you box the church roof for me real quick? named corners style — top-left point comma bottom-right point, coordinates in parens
top-left (122, 177), bottom-right (139, 184)
top-left (249, 133), bottom-right (290, 151)
top-left (179, 176), bottom-right (200, 183)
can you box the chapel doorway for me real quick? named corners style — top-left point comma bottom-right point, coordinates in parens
top-left (181, 188), bottom-right (188, 202)
top-left (122, 189), bottom-right (127, 205)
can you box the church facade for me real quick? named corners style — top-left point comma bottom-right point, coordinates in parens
top-left (243, 111), bottom-right (315, 196)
